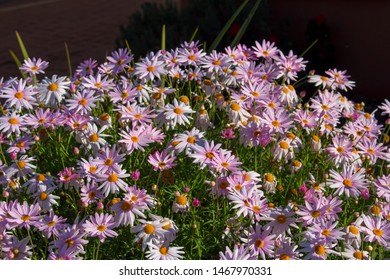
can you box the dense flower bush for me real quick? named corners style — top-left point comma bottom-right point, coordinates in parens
top-left (0, 40), bottom-right (389, 260)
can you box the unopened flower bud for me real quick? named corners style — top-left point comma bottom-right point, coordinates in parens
top-left (97, 201), bottom-right (104, 211)
top-left (152, 184), bottom-right (158, 191)
top-left (34, 135), bottom-right (40, 142)
top-left (192, 197), bottom-right (200, 207)
top-left (183, 186), bottom-right (190, 193)
top-left (131, 169), bottom-right (140, 181)
top-left (367, 245), bottom-right (373, 252)
top-left (3, 191), bottom-right (9, 198)
top-left (74, 147), bottom-right (80, 155)
top-left (9, 152), bottom-right (17, 160)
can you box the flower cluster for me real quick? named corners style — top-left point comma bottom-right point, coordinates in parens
top-left (0, 39), bottom-right (389, 260)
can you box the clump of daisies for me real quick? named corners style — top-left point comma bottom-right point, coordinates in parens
top-left (0, 38), bottom-right (389, 260)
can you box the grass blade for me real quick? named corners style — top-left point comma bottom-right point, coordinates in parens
top-left (64, 42), bottom-right (73, 77)
top-left (230, 0), bottom-right (262, 48)
top-left (161, 24), bottom-right (166, 51)
top-left (15, 31), bottom-right (29, 60)
top-left (208, 0), bottom-right (249, 53)
top-left (300, 38), bottom-right (319, 58)
top-left (189, 26), bottom-right (199, 42)
top-left (9, 49), bottom-right (27, 79)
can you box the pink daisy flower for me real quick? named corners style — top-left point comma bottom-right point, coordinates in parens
top-left (328, 165), bottom-right (369, 199)
top-left (211, 150), bottom-right (242, 173)
top-left (247, 224), bottom-right (276, 260)
top-left (96, 169), bottom-right (130, 197)
top-left (148, 149), bottom-right (177, 171)
top-left (0, 112), bottom-right (26, 136)
top-left (66, 89), bottom-right (100, 115)
top-left (219, 244), bottom-right (256, 260)
top-left (19, 57), bottom-right (49, 75)
top-left (361, 214), bottom-right (390, 246)
top-left (1, 78), bottom-right (37, 111)
top-left (83, 212), bottom-right (118, 243)
top-left (134, 55), bottom-right (166, 81)
top-left (7, 201), bottom-right (41, 230)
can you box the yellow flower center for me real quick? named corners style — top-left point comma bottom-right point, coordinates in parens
top-left (158, 162), bottom-right (166, 168)
top-left (47, 221), bottom-right (56, 227)
top-left (176, 195), bottom-right (187, 206)
top-left (311, 210), bottom-right (321, 218)
top-left (265, 173), bottom-right (274, 182)
top-left (120, 201), bottom-right (133, 211)
top-left (255, 239), bottom-right (265, 249)
top-left (353, 251), bottom-right (364, 260)
top-left (78, 99), bottom-right (88, 106)
top-left (371, 205), bottom-right (381, 215)
top-left (230, 103), bottom-right (240, 111)
top-left (188, 55), bottom-right (196, 61)
top-left (39, 192), bottom-right (48, 201)
top-left (272, 120), bottom-right (280, 127)
top-left (279, 254), bottom-right (290, 260)
top-left (104, 158), bottom-right (113, 166)
top-left (97, 225), bottom-right (106, 232)
top-left (108, 174), bottom-right (118, 183)
top-left (187, 136), bottom-right (196, 144)
top-left (144, 224), bottom-right (155, 234)
top-left (205, 152), bottom-right (214, 159)
top-left (314, 245), bottom-right (325, 255)
top-left (279, 141), bottom-right (289, 149)
top-left (349, 225), bottom-right (359, 235)
top-left (36, 174), bottom-right (46, 182)
top-left (48, 83), bottom-right (58, 92)
top-left (88, 191), bottom-right (96, 199)
top-left (336, 146), bottom-right (344, 153)
top-left (14, 91), bottom-right (24, 99)
top-left (221, 162), bottom-right (230, 168)
top-left (8, 118), bottom-right (19, 125)
top-left (173, 107), bottom-right (183, 115)
top-left (17, 160), bottom-right (26, 169)
top-left (276, 214), bottom-right (287, 224)
top-left (159, 246), bottom-right (169, 255)
top-left (322, 229), bottom-right (331, 236)
top-left (343, 179), bottom-right (352, 187)
top-left (131, 136), bottom-right (139, 143)
top-left (21, 215), bottom-right (31, 221)
top-left (373, 228), bottom-right (383, 236)
top-left (147, 66), bottom-right (155, 72)
top-left (179, 96), bottom-right (189, 104)
top-left (89, 133), bottom-right (99, 142)
top-left (89, 166), bottom-right (97, 173)
top-left (216, 182), bottom-right (227, 190)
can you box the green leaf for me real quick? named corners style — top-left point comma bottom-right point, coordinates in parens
top-left (230, 0), bottom-right (262, 48)
top-left (9, 49), bottom-right (27, 79)
top-left (161, 24), bottom-right (166, 51)
top-left (300, 38), bottom-right (319, 58)
top-left (189, 26), bottom-right (199, 42)
top-left (64, 42), bottom-right (73, 77)
top-left (208, 0), bottom-right (249, 53)
top-left (15, 31), bottom-right (29, 60)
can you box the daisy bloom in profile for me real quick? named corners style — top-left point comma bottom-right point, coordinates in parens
top-left (219, 244), bottom-right (256, 260)
top-left (19, 57), bottom-right (49, 75)
top-left (2, 235), bottom-right (33, 260)
top-left (300, 238), bottom-right (339, 260)
top-left (83, 212), bottom-right (118, 243)
top-left (378, 99), bottom-right (390, 117)
top-left (146, 242), bottom-right (185, 260)
top-left (341, 244), bottom-right (369, 260)
top-left (148, 149), bottom-right (177, 171)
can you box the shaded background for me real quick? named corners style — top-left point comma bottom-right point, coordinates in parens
top-left (0, 0), bottom-right (389, 104)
